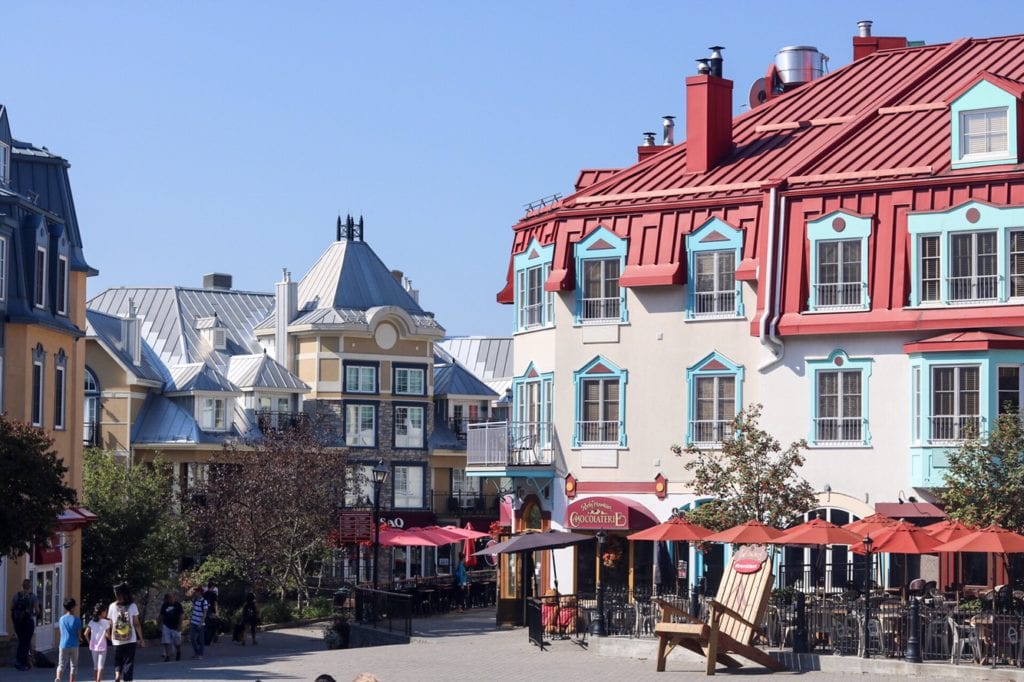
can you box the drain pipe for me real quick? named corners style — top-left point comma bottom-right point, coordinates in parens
top-left (758, 186), bottom-right (785, 371)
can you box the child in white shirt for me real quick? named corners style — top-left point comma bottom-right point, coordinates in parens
top-left (85, 603), bottom-right (111, 682)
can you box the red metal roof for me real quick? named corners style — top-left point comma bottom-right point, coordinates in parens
top-left (904, 331), bottom-right (1024, 353)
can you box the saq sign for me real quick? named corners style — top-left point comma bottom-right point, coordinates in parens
top-left (567, 498), bottom-right (628, 529)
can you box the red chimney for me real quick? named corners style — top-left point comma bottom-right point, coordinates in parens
top-left (686, 73), bottom-right (733, 174)
top-left (852, 20), bottom-right (907, 61)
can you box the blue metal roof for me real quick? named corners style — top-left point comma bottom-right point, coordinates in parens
top-left (226, 354), bottom-right (307, 391)
top-left (433, 361), bottom-right (499, 399)
top-left (132, 394), bottom-right (237, 444)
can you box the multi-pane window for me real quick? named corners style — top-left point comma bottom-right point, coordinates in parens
top-left (692, 376), bottom-right (735, 444)
top-left (816, 241), bottom-right (862, 309)
top-left (56, 256), bottom-right (68, 315)
top-left (346, 403), bottom-right (376, 447)
top-left (54, 365), bottom-right (66, 430)
top-left (394, 405), bottom-right (425, 448)
top-left (513, 371), bottom-right (554, 461)
top-left (960, 108), bottom-right (1008, 159)
top-left (998, 366), bottom-right (1021, 414)
top-left (517, 263), bottom-right (552, 329)
top-left (580, 258), bottom-right (621, 322)
top-left (394, 366), bottom-right (425, 395)
top-left (84, 368), bottom-right (99, 446)
top-left (32, 360), bottom-right (44, 426)
top-left (815, 370), bottom-right (862, 443)
top-left (912, 366), bottom-right (922, 443)
top-left (579, 378), bottom-right (619, 444)
top-left (1010, 231), bottom-right (1024, 298)
top-left (393, 465), bottom-right (424, 508)
top-left (949, 231), bottom-right (997, 301)
top-left (344, 464), bottom-right (374, 507)
top-left (345, 364), bottom-right (377, 393)
top-left (200, 397), bottom-right (226, 431)
top-left (694, 251), bottom-right (736, 316)
top-left (931, 366), bottom-right (980, 442)
top-left (919, 235), bottom-right (941, 302)
top-left (34, 248), bottom-right (46, 308)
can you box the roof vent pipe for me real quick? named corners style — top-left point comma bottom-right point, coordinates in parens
top-left (708, 46), bottom-right (725, 78)
top-left (662, 116), bottom-right (675, 145)
top-left (696, 58), bottom-right (711, 75)
top-left (858, 20), bottom-right (873, 38)
top-left (642, 132), bottom-right (657, 146)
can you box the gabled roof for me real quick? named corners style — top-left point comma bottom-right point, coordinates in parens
top-left (904, 331), bottom-right (1024, 353)
top-left (296, 239), bottom-right (426, 314)
top-left (437, 336), bottom-right (513, 397)
top-left (226, 353), bottom-right (308, 392)
top-left (433, 361), bottom-right (499, 399)
top-left (88, 287), bottom-right (274, 368)
top-left (85, 310), bottom-right (165, 384)
top-left (132, 394), bottom-right (236, 444)
top-left (167, 363), bottom-right (238, 394)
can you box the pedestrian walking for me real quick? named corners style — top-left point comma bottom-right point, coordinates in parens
top-left (204, 580), bottom-right (219, 643)
top-left (188, 586), bottom-right (209, 660)
top-left (159, 593), bottom-right (183, 662)
top-left (108, 583), bottom-right (144, 682)
top-left (238, 592), bottom-right (259, 646)
top-left (85, 603), bottom-right (111, 682)
top-left (10, 578), bottom-right (40, 670)
top-left (55, 598), bottom-right (82, 682)
top-left (454, 557), bottom-right (468, 612)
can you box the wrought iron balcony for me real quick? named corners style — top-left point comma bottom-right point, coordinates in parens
top-left (812, 282), bottom-right (865, 310)
top-left (928, 414), bottom-right (981, 443)
top-left (466, 421), bottom-right (554, 467)
top-left (255, 409), bottom-right (310, 434)
top-left (82, 420), bottom-right (101, 448)
top-left (813, 417), bottom-right (865, 444)
top-left (690, 419), bottom-right (735, 445)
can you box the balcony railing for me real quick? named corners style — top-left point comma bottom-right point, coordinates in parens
top-left (814, 417), bottom-right (864, 444)
top-left (447, 417), bottom-right (489, 440)
top-left (580, 297), bottom-right (620, 322)
top-left (521, 302), bottom-right (544, 328)
top-left (466, 421), bottom-right (554, 467)
top-left (256, 410), bottom-right (310, 433)
top-left (948, 275), bottom-right (998, 303)
top-left (83, 420), bottom-right (101, 448)
top-left (813, 282), bottom-right (864, 310)
top-left (693, 291), bottom-right (736, 317)
top-left (430, 490), bottom-right (500, 516)
top-left (929, 414), bottom-right (981, 443)
top-left (576, 420), bottom-right (620, 445)
top-left (690, 419), bottom-right (734, 445)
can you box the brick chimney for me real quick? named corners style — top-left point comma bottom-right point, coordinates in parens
top-left (686, 47), bottom-right (733, 174)
top-left (852, 20), bottom-right (907, 61)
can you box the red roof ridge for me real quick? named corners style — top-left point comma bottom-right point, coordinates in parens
top-left (944, 70), bottom-right (1024, 103)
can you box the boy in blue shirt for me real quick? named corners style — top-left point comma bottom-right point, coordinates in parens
top-left (57, 597), bottom-right (82, 682)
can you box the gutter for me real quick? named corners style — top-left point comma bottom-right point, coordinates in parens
top-left (758, 186), bottom-right (785, 371)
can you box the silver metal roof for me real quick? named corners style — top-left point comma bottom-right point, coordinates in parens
top-left (439, 336), bottom-right (513, 399)
top-left (433, 361), bottom-right (498, 398)
top-left (85, 310), bottom-right (166, 384)
top-left (167, 362), bottom-right (238, 394)
top-left (132, 394), bottom-right (237, 444)
top-left (226, 354), bottom-right (308, 392)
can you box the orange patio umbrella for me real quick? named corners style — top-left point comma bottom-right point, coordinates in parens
top-left (933, 524), bottom-right (1024, 554)
top-left (768, 517), bottom-right (863, 546)
top-left (439, 525), bottom-right (491, 540)
top-left (843, 513), bottom-right (897, 537)
top-left (851, 520), bottom-right (944, 554)
top-left (377, 527), bottom-right (441, 547)
top-left (705, 520), bottom-right (785, 544)
top-left (627, 516), bottom-right (712, 542)
top-left (923, 519), bottom-right (977, 542)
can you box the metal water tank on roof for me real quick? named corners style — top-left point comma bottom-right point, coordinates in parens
top-left (774, 46), bottom-right (826, 87)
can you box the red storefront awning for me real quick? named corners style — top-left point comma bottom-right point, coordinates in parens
top-left (33, 535), bottom-right (62, 564)
top-left (565, 496), bottom-right (658, 531)
top-left (56, 507), bottom-right (98, 531)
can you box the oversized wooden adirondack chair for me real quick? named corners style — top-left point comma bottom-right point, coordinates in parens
top-left (653, 545), bottom-right (785, 675)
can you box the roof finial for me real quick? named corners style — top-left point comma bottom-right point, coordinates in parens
top-left (358, 215), bottom-right (364, 241)
top-left (336, 215), bottom-right (342, 241)
top-left (345, 214), bottom-right (355, 241)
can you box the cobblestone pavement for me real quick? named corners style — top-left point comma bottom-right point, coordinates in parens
top-left (4, 608), bottom-right (910, 682)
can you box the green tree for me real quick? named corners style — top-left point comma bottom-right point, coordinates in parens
top-left (81, 449), bottom-right (187, 608)
top-left (942, 411), bottom-right (1024, 530)
top-left (676, 404), bottom-right (816, 531)
top-left (186, 422), bottom-right (349, 609)
top-left (0, 415), bottom-right (77, 560)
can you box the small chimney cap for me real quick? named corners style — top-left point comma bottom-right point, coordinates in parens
top-left (662, 115), bottom-right (676, 121)
top-left (696, 58), bottom-right (711, 74)
top-left (858, 20), bottom-right (873, 37)
top-left (642, 132), bottom-right (657, 146)
top-left (707, 45), bottom-right (725, 53)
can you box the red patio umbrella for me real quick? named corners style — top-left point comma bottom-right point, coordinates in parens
top-left (440, 525), bottom-right (490, 540)
top-left (933, 524), bottom-right (1024, 554)
top-left (923, 519), bottom-right (977, 542)
top-left (416, 526), bottom-right (465, 543)
top-left (705, 519), bottom-right (785, 544)
top-left (851, 520), bottom-right (944, 554)
top-left (843, 513), bottom-right (897, 537)
top-left (377, 528), bottom-right (441, 547)
top-left (768, 517), bottom-right (863, 546)
top-left (463, 522), bottom-right (479, 567)
top-left (626, 516), bottom-right (712, 542)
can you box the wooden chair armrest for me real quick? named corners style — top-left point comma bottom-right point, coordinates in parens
top-left (653, 598), bottom-right (702, 623)
top-left (707, 599), bottom-right (759, 630)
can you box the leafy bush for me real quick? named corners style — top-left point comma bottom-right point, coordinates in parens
top-left (298, 597), bottom-right (333, 619)
top-left (142, 619), bottom-right (161, 640)
top-left (260, 600), bottom-right (293, 624)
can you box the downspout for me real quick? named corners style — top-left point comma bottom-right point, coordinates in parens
top-left (758, 186), bottom-right (785, 371)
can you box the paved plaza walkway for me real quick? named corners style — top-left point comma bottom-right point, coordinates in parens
top-left (4, 608), bottom-right (975, 681)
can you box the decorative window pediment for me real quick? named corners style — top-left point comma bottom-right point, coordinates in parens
top-left (572, 355), bottom-right (627, 447)
top-left (514, 238), bottom-right (556, 332)
top-left (806, 211), bottom-right (871, 312)
top-left (574, 226), bottom-right (627, 325)
top-left (950, 74), bottom-right (1022, 169)
top-left (686, 352), bottom-right (744, 446)
top-left (685, 218), bottom-right (744, 320)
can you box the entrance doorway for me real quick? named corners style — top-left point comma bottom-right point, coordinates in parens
top-left (32, 565), bottom-right (62, 650)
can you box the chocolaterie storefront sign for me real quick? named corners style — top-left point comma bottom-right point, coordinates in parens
top-left (565, 496), bottom-right (656, 530)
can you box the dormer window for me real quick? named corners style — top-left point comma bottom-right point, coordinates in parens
top-left (959, 108), bottom-right (1008, 160)
top-left (197, 315), bottom-right (227, 350)
top-left (56, 256), bottom-right (69, 315)
top-left (34, 247), bottom-right (46, 308)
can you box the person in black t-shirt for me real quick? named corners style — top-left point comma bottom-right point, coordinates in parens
top-left (160, 593), bottom-right (184, 662)
top-left (204, 580), bottom-right (220, 643)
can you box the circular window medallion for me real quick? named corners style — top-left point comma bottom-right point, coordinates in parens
top-left (373, 322), bottom-right (398, 350)
top-left (966, 208), bottom-right (981, 224)
top-left (832, 217), bottom-right (847, 233)
top-left (834, 356), bottom-right (844, 367)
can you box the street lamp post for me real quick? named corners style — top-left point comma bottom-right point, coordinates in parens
top-left (371, 460), bottom-right (389, 591)
top-left (862, 535), bottom-right (873, 659)
top-left (591, 530), bottom-right (607, 637)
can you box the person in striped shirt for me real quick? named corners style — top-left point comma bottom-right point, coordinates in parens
top-left (188, 587), bottom-right (209, 660)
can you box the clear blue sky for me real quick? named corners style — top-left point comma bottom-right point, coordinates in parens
top-left (3, 1), bottom-right (1020, 336)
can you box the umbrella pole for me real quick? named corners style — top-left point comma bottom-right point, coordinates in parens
top-left (551, 549), bottom-right (558, 593)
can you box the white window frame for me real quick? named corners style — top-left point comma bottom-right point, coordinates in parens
top-left (345, 365), bottom-right (377, 393)
top-left (517, 263), bottom-right (553, 330)
top-left (929, 365), bottom-right (981, 443)
top-left (959, 107), bottom-right (1009, 162)
top-left (948, 230), bottom-right (998, 302)
top-left (345, 403), bottom-right (376, 447)
top-left (578, 377), bottom-right (620, 446)
top-left (34, 247), bottom-right (47, 309)
top-left (199, 396), bottom-right (227, 431)
top-left (393, 464), bottom-right (425, 508)
top-left (393, 404), bottom-right (425, 448)
top-left (693, 250), bottom-right (738, 317)
top-left (56, 256), bottom-right (68, 316)
top-left (691, 375), bottom-right (735, 445)
top-left (814, 240), bottom-right (864, 310)
top-left (394, 366), bottom-right (425, 396)
top-left (579, 257), bottom-right (621, 323)
top-left (814, 369), bottom-right (863, 444)
top-left (344, 464), bottom-right (374, 507)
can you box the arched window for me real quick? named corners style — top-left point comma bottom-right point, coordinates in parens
top-left (84, 368), bottom-right (100, 446)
